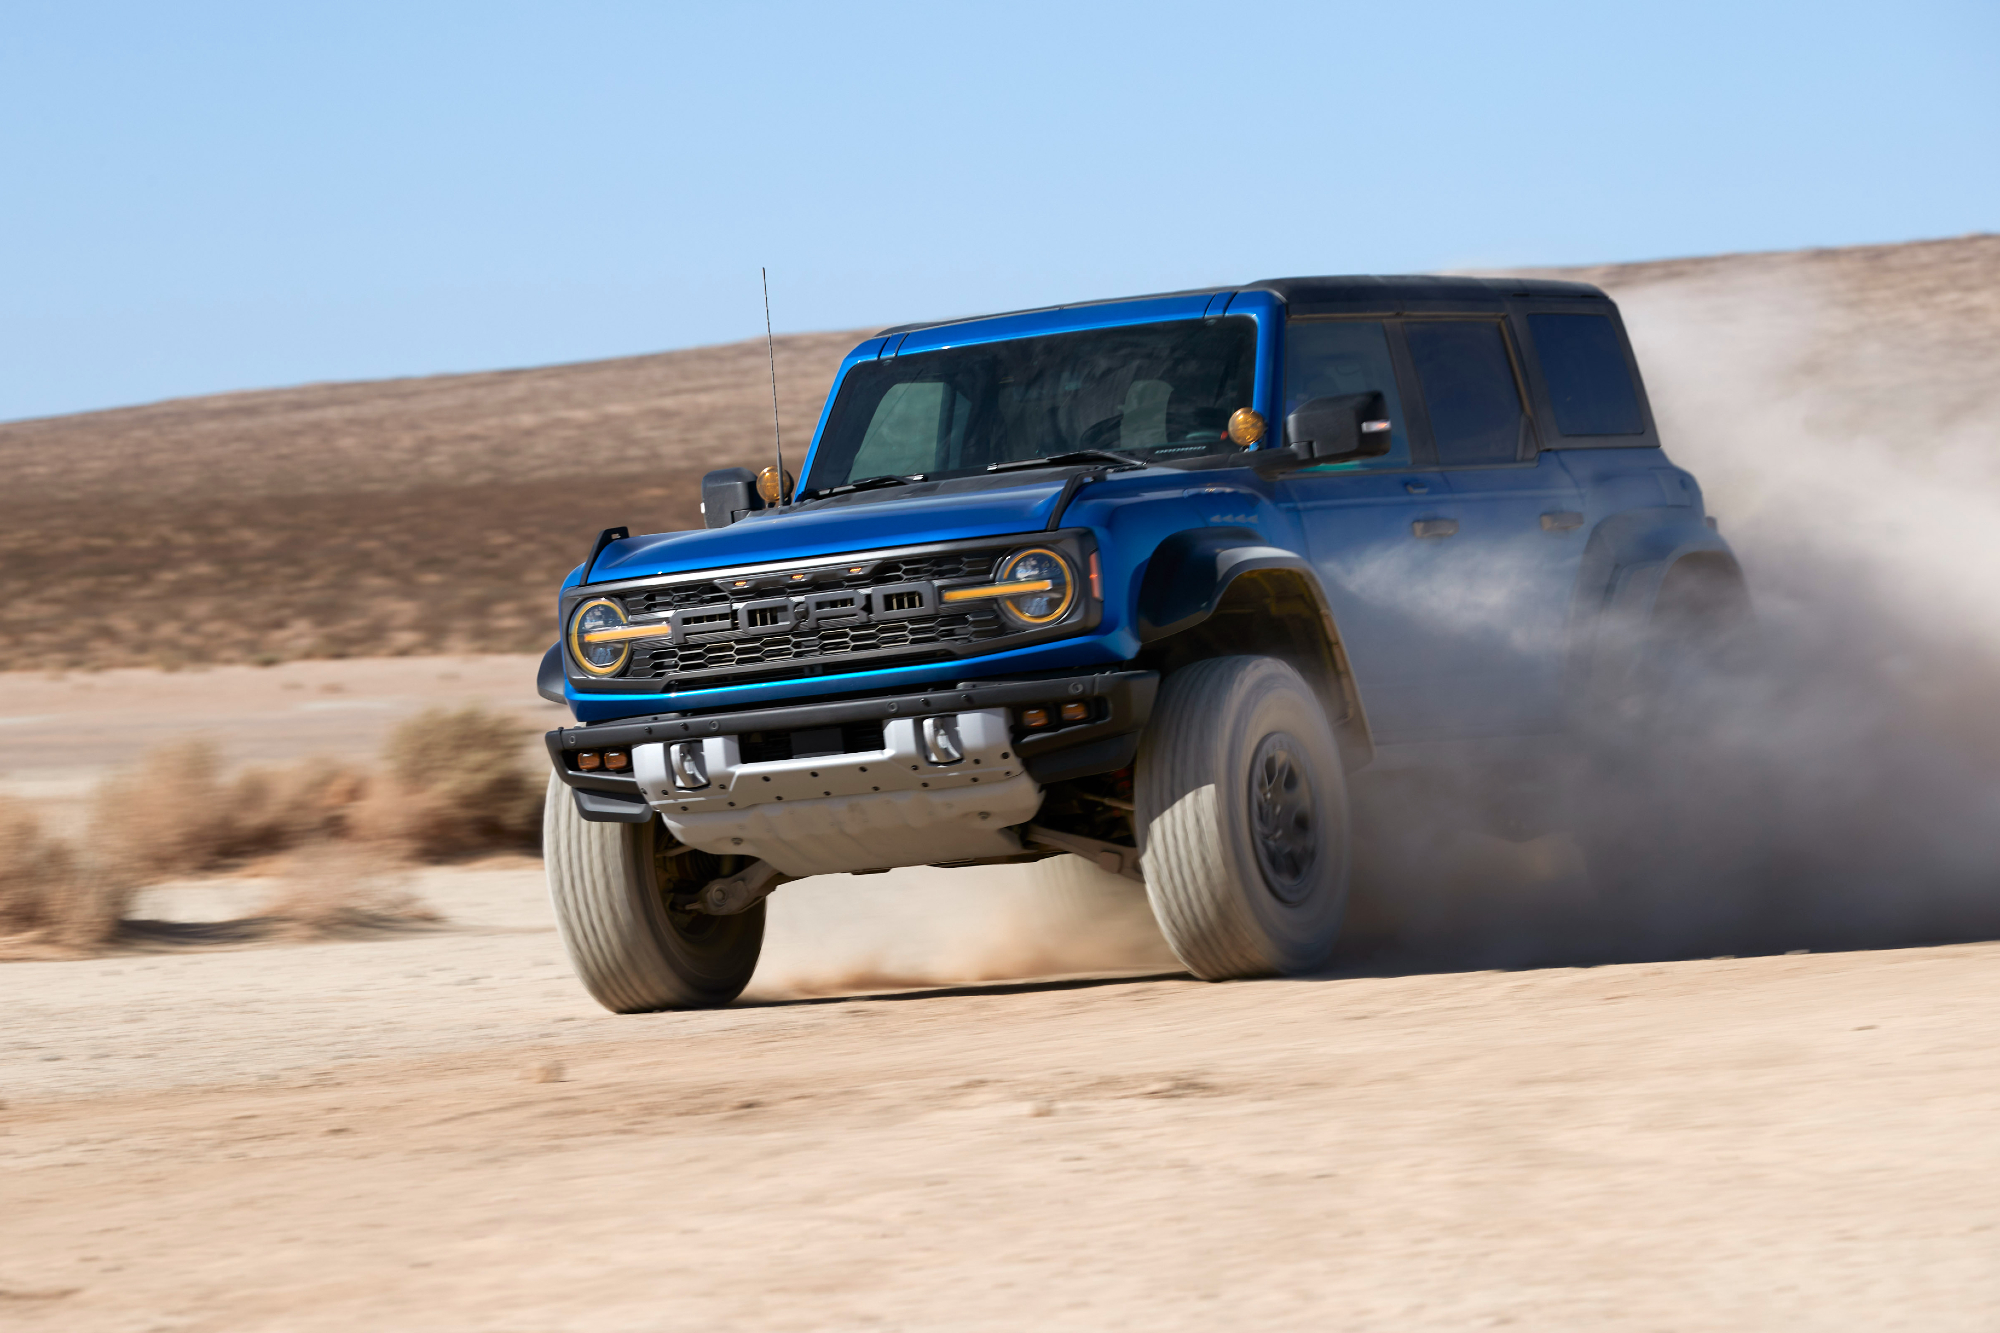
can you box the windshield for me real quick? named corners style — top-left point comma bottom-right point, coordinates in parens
top-left (803, 316), bottom-right (1257, 494)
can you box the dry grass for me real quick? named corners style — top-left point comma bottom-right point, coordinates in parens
top-left (1, 704), bottom-right (539, 954)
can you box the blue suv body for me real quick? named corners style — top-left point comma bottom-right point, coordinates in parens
top-left (538, 275), bottom-right (1744, 1011)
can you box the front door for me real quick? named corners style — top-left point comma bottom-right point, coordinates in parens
top-left (1277, 318), bottom-right (1462, 744)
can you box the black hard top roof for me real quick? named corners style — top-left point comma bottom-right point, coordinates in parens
top-left (876, 274), bottom-right (1608, 337)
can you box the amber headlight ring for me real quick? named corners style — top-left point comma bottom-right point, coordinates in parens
top-left (991, 546), bottom-right (1077, 627)
top-left (568, 597), bottom-right (634, 678)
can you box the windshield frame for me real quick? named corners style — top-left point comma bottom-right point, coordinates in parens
top-left (797, 290), bottom-right (1282, 493)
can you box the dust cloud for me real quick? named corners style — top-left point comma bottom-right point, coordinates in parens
top-left (751, 256), bottom-right (2000, 991)
top-left (1355, 264), bottom-right (2000, 966)
top-left (747, 858), bottom-right (1178, 1000)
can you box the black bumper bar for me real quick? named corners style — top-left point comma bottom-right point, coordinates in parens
top-left (547, 670), bottom-right (1158, 821)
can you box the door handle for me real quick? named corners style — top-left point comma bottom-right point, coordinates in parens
top-left (1411, 518), bottom-right (1458, 539)
top-left (1540, 511), bottom-right (1584, 532)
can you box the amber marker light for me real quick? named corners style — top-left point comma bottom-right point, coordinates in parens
top-left (1227, 407), bottom-right (1267, 447)
top-left (757, 465), bottom-right (793, 504)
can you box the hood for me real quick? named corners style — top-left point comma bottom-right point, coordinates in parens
top-left (586, 474), bottom-right (1072, 583)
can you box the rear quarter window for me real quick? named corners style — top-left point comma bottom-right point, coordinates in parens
top-left (1528, 313), bottom-right (1645, 436)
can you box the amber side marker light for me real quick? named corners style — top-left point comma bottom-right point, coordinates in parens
top-left (1060, 702), bottom-right (1088, 722)
top-left (576, 752), bottom-right (602, 771)
top-left (757, 465), bottom-right (794, 504)
top-left (1228, 407), bottom-right (1267, 447)
top-left (603, 751), bottom-right (630, 771)
top-left (1020, 708), bottom-right (1051, 728)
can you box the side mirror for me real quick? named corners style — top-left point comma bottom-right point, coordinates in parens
top-left (1287, 392), bottom-right (1392, 461)
top-left (701, 467), bottom-right (762, 528)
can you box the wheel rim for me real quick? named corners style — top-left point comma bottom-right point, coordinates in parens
top-left (1249, 731), bottom-right (1319, 904)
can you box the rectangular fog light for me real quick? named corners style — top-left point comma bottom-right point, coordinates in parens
top-left (576, 752), bottom-right (602, 771)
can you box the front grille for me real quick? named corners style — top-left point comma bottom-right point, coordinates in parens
top-left (608, 544), bottom-right (1018, 686)
top-left (626, 584), bottom-right (731, 616)
top-left (628, 609), bottom-right (1006, 680)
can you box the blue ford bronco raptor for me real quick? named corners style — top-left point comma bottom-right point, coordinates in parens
top-left (538, 275), bottom-right (1746, 1011)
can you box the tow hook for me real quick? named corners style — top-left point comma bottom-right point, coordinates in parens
top-left (696, 859), bottom-right (785, 915)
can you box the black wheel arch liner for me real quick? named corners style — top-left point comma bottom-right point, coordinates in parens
top-left (1135, 526), bottom-right (1374, 767)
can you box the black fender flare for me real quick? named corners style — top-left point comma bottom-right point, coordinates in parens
top-left (1568, 509), bottom-right (1747, 698)
top-left (1136, 526), bottom-right (1373, 765)
top-left (537, 643), bottom-right (566, 705)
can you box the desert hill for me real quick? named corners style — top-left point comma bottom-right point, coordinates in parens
top-left (0, 330), bottom-right (868, 669)
top-left (2, 233), bottom-right (1995, 673)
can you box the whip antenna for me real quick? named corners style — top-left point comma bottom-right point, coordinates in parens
top-left (761, 266), bottom-right (786, 509)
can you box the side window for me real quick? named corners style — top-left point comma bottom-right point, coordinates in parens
top-left (1527, 313), bottom-right (1644, 436)
top-left (1404, 321), bottom-right (1525, 466)
top-left (1282, 319), bottom-right (1409, 466)
top-left (849, 381), bottom-right (967, 478)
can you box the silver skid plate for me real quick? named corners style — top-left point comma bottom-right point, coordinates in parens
top-left (631, 709), bottom-right (1043, 877)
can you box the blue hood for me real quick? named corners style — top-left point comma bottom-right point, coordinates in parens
top-left (586, 476), bottom-right (1071, 583)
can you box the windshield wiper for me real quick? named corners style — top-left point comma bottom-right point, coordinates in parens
top-left (987, 449), bottom-right (1144, 474)
top-left (822, 473), bottom-right (922, 497)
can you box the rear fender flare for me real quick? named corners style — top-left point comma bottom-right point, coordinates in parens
top-left (1571, 510), bottom-right (1747, 695)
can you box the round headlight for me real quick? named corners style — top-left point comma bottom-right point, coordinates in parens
top-left (996, 547), bottom-right (1076, 626)
top-left (568, 597), bottom-right (632, 677)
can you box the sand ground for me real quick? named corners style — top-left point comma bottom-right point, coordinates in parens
top-left (5, 858), bottom-right (1998, 1331)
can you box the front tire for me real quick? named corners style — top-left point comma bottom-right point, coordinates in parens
top-left (1135, 656), bottom-right (1351, 980)
top-left (543, 773), bottom-right (764, 1012)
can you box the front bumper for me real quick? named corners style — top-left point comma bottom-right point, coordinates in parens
top-left (546, 670), bottom-right (1158, 826)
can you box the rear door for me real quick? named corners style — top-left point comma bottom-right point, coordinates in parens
top-left (1401, 318), bottom-right (1586, 735)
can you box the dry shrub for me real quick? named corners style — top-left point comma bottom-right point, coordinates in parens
top-left (6, 707), bottom-right (534, 953)
top-left (350, 705), bottom-right (543, 859)
top-left (93, 739), bottom-right (236, 882)
top-left (88, 742), bottom-right (371, 885)
top-left (257, 842), bottom-right (441, 938)
top-left (0, 796), bottom-right (138, 950)
top-left (229, 758), bottom-right (369, 854)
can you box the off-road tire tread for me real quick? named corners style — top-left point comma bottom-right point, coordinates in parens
top-left (1137, 655), bottom-right (1344, 980)
top-left (542, 772), bottom-right (760, 1012)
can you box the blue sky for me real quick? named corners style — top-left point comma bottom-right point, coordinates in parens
top-left (2, 0), bottom-right (1994, 422)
